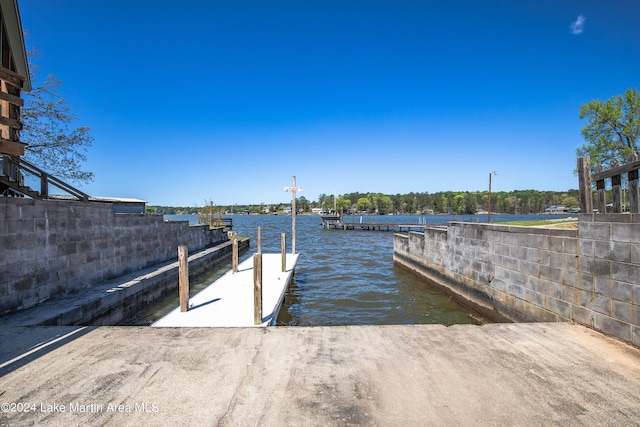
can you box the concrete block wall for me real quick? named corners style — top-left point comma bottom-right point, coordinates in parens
top-left (0, 197), bottom-right (228, 315)
top-left (394, 215), bottom-right (639, 346)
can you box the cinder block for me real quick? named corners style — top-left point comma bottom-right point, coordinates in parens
top-left (550, 253), bottom-right (577, 270)
top-left (539, 265), bottom-right (563, 283)
top-left (595, 314), bottom-right (632, 342)
top-left (509, 245), bottom-right (528, 260)
top-left (578, 239), bottom-right (594, 257)
top-left (537, 279), bottom-right (563, 300)
top-left (612, 300), bottom-right (635, 324)
top-left (528, 234), bottom-right (550, 251)
top-left (563, 237), bottom-right (578, 254)
top-left (514, 298), bottom-right (558, 322)
top-left (522, 287), bottom-right (545, 307)
top-left (632, 245), bottom-right (640, 264)
top-left (545, 295), bottom-right (572, 319)
top-left (587, 258), bottom-right (612, 276)
top-left (612, 224), bottom-right (640, 244)
top-left (579, 221), bottom-right (611, 240)
top-left (594, 240), bottom-right (631, 262)
top-left (501, 231), bottom-right (519, 245)
top-left (519, 260), bottom-right (539, 277)
top-left (562, 268), bottom-right (576, 287)
top-left (572, 305), bottom-right (596, 327)
top-left (596, 277), bottom-right (633, 301)
top-left (633, 326), bottom-right (640, 347)
top-left (549, 236), bottom-right (564, 253)
top-left (510, 271), bottom-right (529, 287)
top-left (580, 291), bottom-right (612, 316)
top-left (611, 262), bottom-right (640, 285)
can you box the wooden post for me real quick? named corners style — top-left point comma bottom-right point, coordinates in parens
top-left (209, 201), bottom-right (213, 228)
top-left (232, 232), bottom-right (238, 273)
top-left (178, 245), bottom-right (189, 312)
top-left (612, 172), bottom-right (622, 213)
top-left (577, 156), bottom-right (592, 214)
top-left (257, 226), bottom-right (262, 254)
top-left (596, 164), bottom-right (606, 214)
top-left (41, 172), bottom-right (49, 198)
top-left (253, 253), bottom-right (263, 325)
top-left (629, 154), bottom-right (639, 214)
top-left (281, 233), bottom-right (286, 272)
top-left (292, 176), bottom-right (297, 254)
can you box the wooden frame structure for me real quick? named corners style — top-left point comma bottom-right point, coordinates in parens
top-left (578, 155), bottom-right (640, 214)
top-left (0, 0), bottom-right (29, 157)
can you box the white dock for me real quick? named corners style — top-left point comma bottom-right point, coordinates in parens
top-left (152, 253), bottom-right (299, 327)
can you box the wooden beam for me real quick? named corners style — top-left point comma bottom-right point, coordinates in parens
top-left (0, 67), bottom-right (25, 88)
top-left (0, 90), bottom-right (23, 106)
top-left (0, 138), bottom-right (25, 156)
top-left (0, 116), bottom-right (22, 130)
top-left (612, 173), bottom-right (622, 213)
top-left (592, 159), bottom-right (640, 181)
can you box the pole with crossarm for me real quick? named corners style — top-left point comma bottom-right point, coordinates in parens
top-left (284, 176), bottom-right (303, 254)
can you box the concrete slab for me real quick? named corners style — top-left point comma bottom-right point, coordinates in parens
top-left (0, 323), bottom-right (639, 426)
top-left (152, 253), bottom-right (299, 327)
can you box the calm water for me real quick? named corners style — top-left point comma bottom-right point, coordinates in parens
top-left (144, 213), bottom-right (570, 326)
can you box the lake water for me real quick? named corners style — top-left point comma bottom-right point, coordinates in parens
top-left (144, 213), bottom-right (571, 326)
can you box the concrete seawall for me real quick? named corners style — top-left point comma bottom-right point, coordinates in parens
top-left (0, 198), bottom-right (229, 315)
top-left (0, 238), bottom-right (250, 327)
top-left (394, 214), bottom-right (640, 347)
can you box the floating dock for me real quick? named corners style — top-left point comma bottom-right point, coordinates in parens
top-left (152, 253), bottom-right (299, 327)
top-left (321, 215), bottom-right (430, 232)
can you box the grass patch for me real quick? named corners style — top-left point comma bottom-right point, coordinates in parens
top-left (495, 218), bottom-right (578, 229)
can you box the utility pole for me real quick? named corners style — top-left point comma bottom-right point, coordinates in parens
top-left (488, 170), bottom-right (498, 223)
top-left (284, 176), bottom-right (303, 254)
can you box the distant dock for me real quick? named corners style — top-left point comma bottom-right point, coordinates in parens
top-left (152, 253), bottom-right (299, 327)
top-left (321, 215), bottom-right (430, 232)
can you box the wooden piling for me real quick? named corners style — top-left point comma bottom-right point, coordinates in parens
top-left (281, 233), bottom-right (286, 272)
top-left (596, 164), bottom-right (606, 214)
top-left (292, 176), bottom-right (297, 254)
top-left (630, 154), bottom-right (639, 214)
top-left (257, 226), bottom-right (262, 254)
top-left (232, 232), bottom-right (238, 273)
top-left (178, 245), bottom-right (189, 312)
top-left (253, 253), bottom-right (263, 325)
top-left (577, 157), bottom-right (592, 214)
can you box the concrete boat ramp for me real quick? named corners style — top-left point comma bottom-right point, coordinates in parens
top-left (153, 253), bottom-right (299, 327)
top-left (1, 323), bottom-right (639, 426)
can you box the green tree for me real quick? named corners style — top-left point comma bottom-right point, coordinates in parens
top-left (357, 197), bottom-right (371, 212)
top-left (562, 196), bottom-right (579, 209)
top-left (335, 196), bottom-right (351, 213)
top-left (577, 88), bottom-right (640, 166)
top-left (22, 49), bottom-right (94, 183)
top-left (297, 196), bottom-right (310, 212)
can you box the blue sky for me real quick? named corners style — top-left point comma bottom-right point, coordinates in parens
top-left (19, 0), bottom-right (640, 206)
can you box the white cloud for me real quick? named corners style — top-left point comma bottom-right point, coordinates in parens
top-left (570, 15), bottom-right (586, 35)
